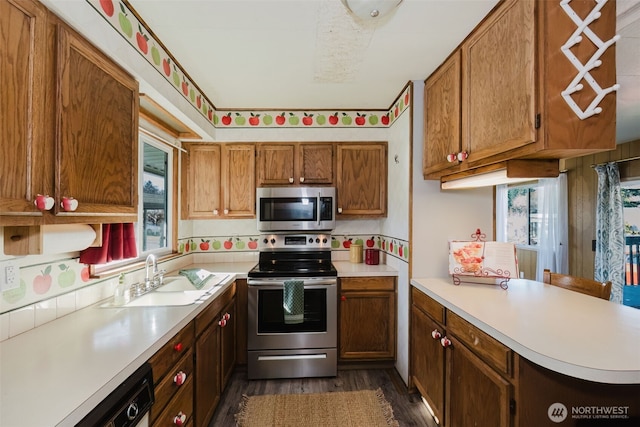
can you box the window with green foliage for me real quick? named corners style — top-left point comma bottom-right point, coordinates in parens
top-left (505, 184), bottom-right (542, 247)
top-left (139, 135), bottom-right (173, 256)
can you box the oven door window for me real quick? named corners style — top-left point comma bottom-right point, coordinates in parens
top-left (260, 197), bottom-right (317, 222)
top-left (257, 288), bottom-right (326, 333)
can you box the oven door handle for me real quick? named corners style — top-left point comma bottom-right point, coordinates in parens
top-left (247, 278), bottom-right (337, 286)
top-left (317, 191), bottom-right (321, 226)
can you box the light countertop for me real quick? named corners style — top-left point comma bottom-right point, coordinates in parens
top-left (411, 277), bottom-right (640, 384)
top-left (0, 262), bottom-right (253, 427)
top-left (333, 261), bottom-right (398, 277)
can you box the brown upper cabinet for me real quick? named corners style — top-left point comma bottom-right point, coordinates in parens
top-left (256, 142), bottom-right (334, 186)
top-left (423, 0), bottom-right (617, 180)
top-left (1, 0), bottom-right (139, 225)
top-left (182, 143), bottom-right (255, 219)
top-left (336, 143), bottom-right (387, 217)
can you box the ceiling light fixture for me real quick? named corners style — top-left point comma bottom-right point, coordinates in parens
top-left (340, 0), bottom-right (404, 20)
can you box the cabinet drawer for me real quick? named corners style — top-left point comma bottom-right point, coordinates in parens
top-left (447, 311), bottom-right (512, 376)
top-left (195, 282), bottom-right (236, 337)
top-left (151, 349), bottom-right (194, 423)
top-left (149, 323), bottom-right (195, 383)
top-left (340, 277), bottom-right (395, 292)
top-left (411, 287), bottom-right (445, 325)
top-left (151, 374), bottom-right (194, 427)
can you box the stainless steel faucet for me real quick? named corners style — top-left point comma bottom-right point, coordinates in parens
top-left (144, 254), bottom-right (158, 290)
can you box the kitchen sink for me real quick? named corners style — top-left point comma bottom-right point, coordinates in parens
top-left (155, 274), bottom-right (229, 292)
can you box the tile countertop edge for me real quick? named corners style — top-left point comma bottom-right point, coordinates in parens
top-left (0, 266), bottom-right (246, 427)
top-left (410, 277), bottom-right (640, 385)
top-left (333, 261), bottom-right (398, 277)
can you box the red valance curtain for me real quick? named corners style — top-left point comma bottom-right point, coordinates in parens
top-left (80, 223), bottom-right (137, 265)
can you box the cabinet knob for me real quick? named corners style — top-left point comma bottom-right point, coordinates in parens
top-left (300, 177), bottom-right (305, 183)
top-left (431, 329), bottom-right (442, 340)
top-left (173, 371), bottom-right (187, 386)
top-left (223, 312), bottom-right (231, 321)
top-left (173, 411), bottom-right (186, 426)
top-left (446, 153), bottom-right (457, 163)
top-left (34, 194), bottom-right (55, 211)
top-left (337, 207), bottom-right (343, 214)
top-left (457, 151), bottom-right (468, 161)
top-left (60, 196), bottom-right (78, 212)
top-left (341, 295), bottom-right (346, 301)
top-left (213, 209), bottom-right (219, 215)
top-left (173, 342), bottom-right (183, 352)
top-left (218, 318), bottom-right (227, 327)
top-left (440, 336), bottom-right (452, 348)
top-left (224, 209), bottom-right (229, 215)
top-left (289, 177), bottom-right (294, 183)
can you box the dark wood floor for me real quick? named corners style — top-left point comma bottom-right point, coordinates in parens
top-left (209, 368), bottom-right (438, 426)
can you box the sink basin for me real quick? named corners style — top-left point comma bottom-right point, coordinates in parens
top-left (155, 274), bottom-right (229, 292)
top-left (100, 289), bottom-right (210, 308)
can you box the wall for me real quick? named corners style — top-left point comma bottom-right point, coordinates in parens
top-left (381, 99), bottom-right (411, 384)
top-left (410, 80), bottom-right (493, 280)
top-left (564, 138), bottom-right (640, 279)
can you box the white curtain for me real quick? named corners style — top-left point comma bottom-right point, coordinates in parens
top-left (536, 174), bottom-right (569, 281)
top-left (496, 184), bottom-right (508, 242)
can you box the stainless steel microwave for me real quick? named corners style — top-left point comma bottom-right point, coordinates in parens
top-left (257, 187), bottom-right (336, 231)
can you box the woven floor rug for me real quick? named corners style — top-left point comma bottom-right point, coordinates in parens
top-left (235, 388), bottom-right (399, 427)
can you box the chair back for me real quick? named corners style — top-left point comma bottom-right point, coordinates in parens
top-left (542, 269), bottom-right (612, 300)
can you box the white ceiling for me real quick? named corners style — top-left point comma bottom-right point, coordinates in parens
top-left (128, 0), bottom-right (640, 143)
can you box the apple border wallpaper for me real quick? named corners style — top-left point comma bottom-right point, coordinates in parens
top-left (85, 0), bottom-right (410, 128)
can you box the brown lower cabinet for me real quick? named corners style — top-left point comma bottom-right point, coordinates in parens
top-left (339, 277), bottom-right (396, 361)
top-left (148, 323), bottom-right (195, 427)
top-left (147, 283), bottom-right (236, 427)
top-left (194, 283), bottom-right (236, 427)
top-left (411, 286), bottom-right (640, 426)
top-left (411, 286), bottom-right (514, 427)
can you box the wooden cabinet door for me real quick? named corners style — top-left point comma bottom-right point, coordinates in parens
top-left (0, 0), bottom-right (51, 220)
top-left (182, 144), bottom-right (221, 219)
top-left (411, 305), bottom-right (446, 425)
top-left (339, 287), bottom-right (395, 360)
top-left (222, 144), bottom-right (255, 218)
top-left (423, 50), bottom-right (461, 178)
top-left (298, 143), bottom-right (334, 185)
top-left (336, 143), bottom-right (386, 216)
top-left (55, 24), bottom-right (138, 217)
top-left (446, 336), bottom-right (512, 427)
top-left (220, 298), bottom-right (236, 391)
top-left (194, 322), bottom-right (220, 427)
top-left (256, 143), bottom-right (296, 186)
top-left (461, 0), bottom-right (536, 162)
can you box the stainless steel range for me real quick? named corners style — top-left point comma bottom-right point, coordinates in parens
top-left (247, 232), bottom-right (337, 380)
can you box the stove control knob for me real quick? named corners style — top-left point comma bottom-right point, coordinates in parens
top-left (316, 238), bottom-right (320, 243)
top-left (263, 238), bottom-right (268, 244)
top-left (270, 238), bottom-right (276, 244)
top-left (309, 238), bottom-right (313, 244)
top-left (322, 238), bottom-right (328, 243)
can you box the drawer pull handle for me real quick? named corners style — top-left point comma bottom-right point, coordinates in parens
top-left (34, 194), bottom-right (54, 211)
top-left (173, 371), bottom-right (187, 386)
top-left (60, 196), bottom-right (78, 212)
top-left (173, 342), bottom-right (183, 352)
top-left (173, 411), bottom-right (186, 426)
top-left (431, 329), bottom-right (442, 340)
top-left (440, 336), bottom-right (452, 348)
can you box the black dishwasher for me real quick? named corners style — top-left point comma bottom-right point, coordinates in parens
top-left (76, 362), bottom-right (155, 427)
